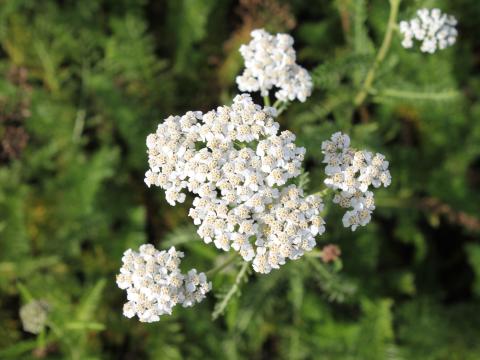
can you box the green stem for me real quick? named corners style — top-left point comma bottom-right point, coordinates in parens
top-left (212, 261), bottom-right (249, 320)
top-left (310, 187), bottom-right (331, 198)
top-left (37, 329), bottom-right (46, 352)
top-left (306, 257), bottom-right (332, 279)
top-left (304, 249), bottom-right (324, 258)
top-left (276, 102), bottom-right (289, 116)
top-left (72, 109), bottom-right (86, 142)
top-left (272, 99), bottom-right (282, 109)
top-left (354, 0), bottom-right (401, 106)
top-left (263, 95), bottom-right (271, 107)
top-left (206, 253), bottom-right (239, 277)
top-left (372, 88), bottom-right (460, 101)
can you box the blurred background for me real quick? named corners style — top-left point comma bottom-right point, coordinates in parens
top-left (0, 0), bottom-right (479, 359)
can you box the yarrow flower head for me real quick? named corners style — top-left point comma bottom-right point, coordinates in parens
top-left (116, 244), bottom-right (211, 322)
top-left (321, 132), bottom-right (391, 231)
top-left (145, 94), bottom-right (325, 273)
top-left (19, 300), bottom-right (50, 334)
top-left (236, 29), bottom-right (313, 102)
top-left (399, 8), bottom-right (457, 54)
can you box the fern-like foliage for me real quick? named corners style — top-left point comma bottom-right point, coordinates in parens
top-left (212, 262), bottom-right (250, 320)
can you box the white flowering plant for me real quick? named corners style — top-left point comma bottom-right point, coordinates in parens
top-left (4, 0), bottom-right (479, 358)
top-left (117, 0), bottom-right (461, 318)
top-left (117, 26), bottom-right (400, 322)
top-left (399, 8), bottom-right (457, 53)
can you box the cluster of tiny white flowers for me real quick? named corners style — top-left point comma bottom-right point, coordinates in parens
top-left (19, 300), bottom-right (50, 334)
top-left (116, 244), bottom-right (211, 322)
top-left (321, 132), bottom-right (391, 231)
top-left (399, 8), bottom-right (457, 54)
top-left (236, 29), bottom-right (313, 102)
top-left (145, 94), bottom-right (325, 273)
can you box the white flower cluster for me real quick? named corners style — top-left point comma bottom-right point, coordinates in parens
top-left (322, 132), bottom-right (391, 231)
top-left (236, 29), bottom-right (313, 102)
top-left (399, 8), bottom-right (457, 54)
top-left (116, 244), bottom-right (211, 322)
top-left (145, 94), bottom-right (325, 273)
top-left (19, 300), bottom-right (50, 334)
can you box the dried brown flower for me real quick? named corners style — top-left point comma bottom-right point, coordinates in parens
top-left (321, 244), bottom-right (342, 263)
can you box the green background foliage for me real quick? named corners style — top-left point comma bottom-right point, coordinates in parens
top-left (0, 0), bottom-right (479, 358)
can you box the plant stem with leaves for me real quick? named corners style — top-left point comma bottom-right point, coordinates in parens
top-left (206, 253), bottom-right (239, 277)
top-left (354, 0), bottom-right (401, 106)
top-left (212, 261), bottom-right (250, 320)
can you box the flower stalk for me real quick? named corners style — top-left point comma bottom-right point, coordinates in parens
top-left (206, 253), bottom-right (239, 277)
top-left (354, 0), bottom-right (401, 106)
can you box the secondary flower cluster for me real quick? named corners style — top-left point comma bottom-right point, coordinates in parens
top-left (236, 29), bottom-right (313, 102)
top-left (399, 8), bottom-right (457, 54)
top-left (117, 27), bottom-right (396, 322)
top-left (145, 94), bottom-right (325, 274)
top-left (322, 132), bottom-right (391, 231)
top-left (19, 300), bottom-right (50, 334)
top-left (116, 244), bottom-right (211, 322)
